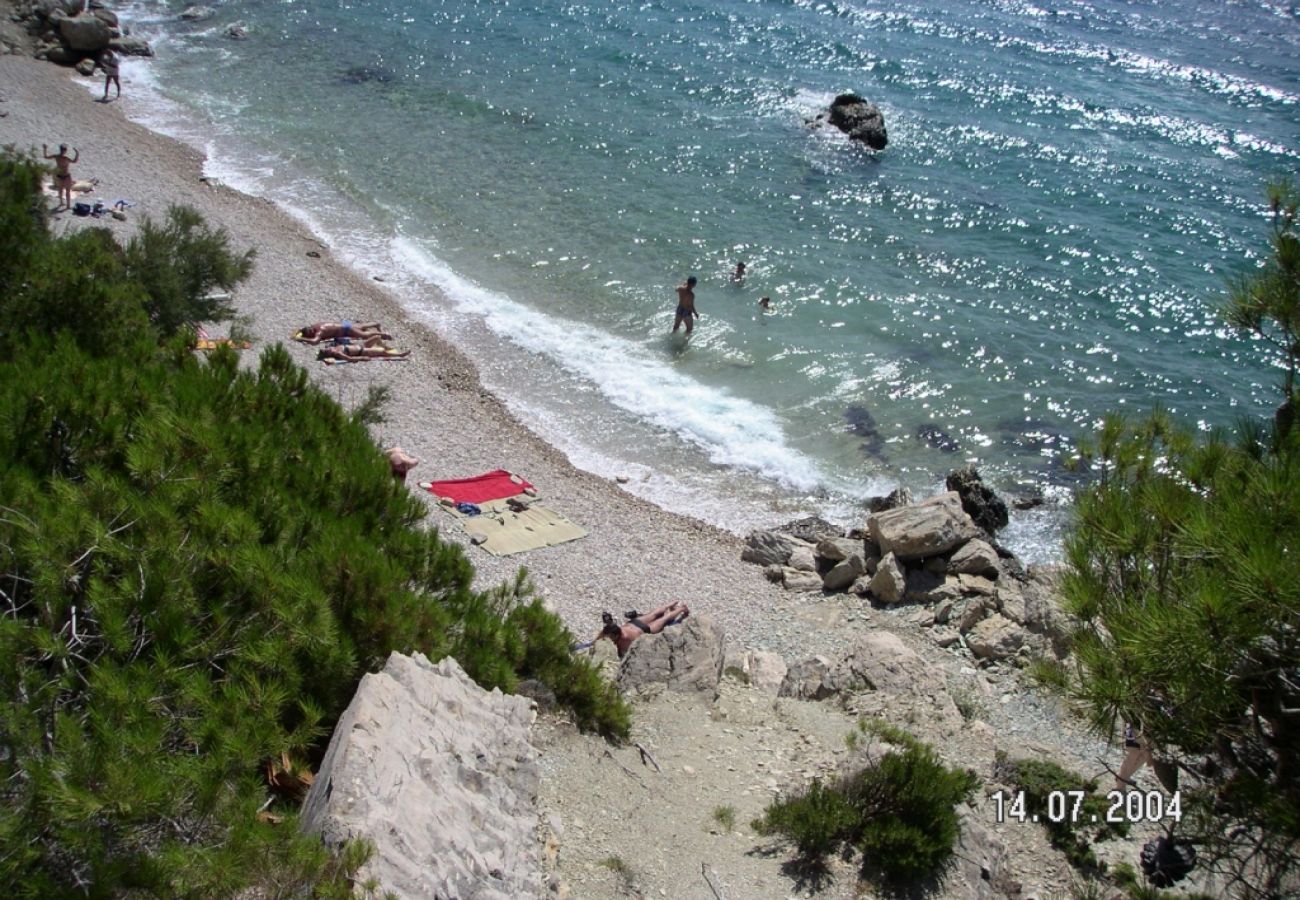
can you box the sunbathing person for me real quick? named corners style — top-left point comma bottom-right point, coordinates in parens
top-left (592, 601), bottom-right (690, 657)
top-left (295, 321), bottom-right (391, 343)
top-left (384, 446), bottom-right (420, 483)
top-left (316, 344), bottom-right (410, 362)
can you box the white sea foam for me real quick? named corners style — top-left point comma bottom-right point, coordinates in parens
top-left (389, 236), bottom-right (851, 497)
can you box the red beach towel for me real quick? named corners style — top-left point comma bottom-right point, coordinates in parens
top-left (424, 470), bottom-right (535, 504)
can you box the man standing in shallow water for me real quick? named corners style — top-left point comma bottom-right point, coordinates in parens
top-left (672, 275), bottom-right (699, 334)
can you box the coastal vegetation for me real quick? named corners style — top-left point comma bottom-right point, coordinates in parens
top-left (1059, 181), bottom-right (1300, 896)
top-left (753, 721), bottom-right (978, 885)
top-left (0, 150), bottom-right (628, 895)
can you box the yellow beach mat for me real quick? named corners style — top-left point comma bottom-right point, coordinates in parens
top-left (437, 495), bottom-right (587, 556)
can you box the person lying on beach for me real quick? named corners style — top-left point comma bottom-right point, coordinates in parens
top-left (42, 143), bottom-right (79, 210)
top-left (295, 321), bottom-right (391, 343)
top-left (590, 602), bottom-right (690, 657)
top-left (384, 446), bottom-right (420, 483)
top-left (316, 344), bottom-right (410, 362)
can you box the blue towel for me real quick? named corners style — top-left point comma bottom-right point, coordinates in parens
top-left (455, 501), bottom-right (482, 517)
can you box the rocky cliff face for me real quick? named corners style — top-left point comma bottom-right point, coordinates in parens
top-left (301, 653), bottom-right (544, 899)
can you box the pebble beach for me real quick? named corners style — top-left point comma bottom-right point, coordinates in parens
top-left (0, 52), bottom-right (838, 660)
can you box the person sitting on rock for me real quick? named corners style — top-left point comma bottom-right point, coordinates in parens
top-left (593, 601), bottom-right (690, 657)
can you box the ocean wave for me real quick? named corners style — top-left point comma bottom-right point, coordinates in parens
top-left (389, 237), bottom-right (844, 496)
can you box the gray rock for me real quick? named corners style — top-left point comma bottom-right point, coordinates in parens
top-left (778, 656), bottom-right (835, 700)
top-left (782, 568), bottom-right (824, 592)
top-left (848, 574), bottom-right (874, 596)
top-left (822, 552), bottom-right (867, 592)
top-left (946, 464), bottom-right (1010, 535)
top-left (966, 614), bottom-right (1024, 660)
top-left (868, 491), bottom-right (980, 560)
top-left (930, 626), bottom-right (961, 648)
top-left (954, 596), bottom-right (993, 633)
top-left (957, 573), bottom-right (998, 597)
top-left (109, 35), bottom-right (152, 56)
top-left (868, 485), bottom-right (913, 513)
top-left (816, 536), bottom-right (862, 563)
top-left (59, 13), bottom-right (109, 52)
top-left (999, 566), bottom-right (1073, 657)
top-left (225, 23), bottom-right (248, 40)
top-left (778, 515), bottom-right (844, 543)
top-left (762, 563), bottom-right (785, 583)
top-left (301, 654), bottom-right (543, 900)
top-left (731, 650), bottom-right (787, 694)
top-left (90, 8), bottom-right (117, 29)
top-left (953, 804), bottom-right (1009, 899)
top-left (827, 92), bottom-right (888, 150)
top-left (905, 570), bottom-right (963, 605)
top-left (741, 529), bottom-right (800, 567)
top-left (949, 538), bottom-right (1000, 578)
top-left (617, 614), bottom-right (726, 695)
top-left (179, 5), bottom-right (216, 21)
top-left (869, 551), bottom-right (906, 604)
top-left (788, 544), bottom-right (818, 572)
top-left (831, 632), bottom-right (928, 693)
top-left (74, 55), bottom-right (94, 74)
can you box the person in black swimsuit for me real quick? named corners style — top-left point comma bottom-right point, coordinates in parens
top-left (592, 601), bottom-right (691, 657)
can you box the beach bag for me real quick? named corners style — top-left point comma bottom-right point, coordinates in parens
top-left (72, 201), bottom-right (92, 216)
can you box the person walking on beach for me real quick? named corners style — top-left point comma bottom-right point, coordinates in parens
top-left (42, 143), bottom-right (78, 210)
top-left (99, 49), bottom-right (121, 102)
top-left (672, 276), bottom-right (699, 335)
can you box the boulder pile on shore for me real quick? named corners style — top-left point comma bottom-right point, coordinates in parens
top-left (742, 466), bottom-right (1070, 665)
top-left (5, 0), bottom-right (150, 69)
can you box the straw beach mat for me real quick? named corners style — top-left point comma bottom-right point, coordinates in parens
top-left (455, 497), bottom-right (587, 556)
top-left (420, 471), bottom-right (587, 556)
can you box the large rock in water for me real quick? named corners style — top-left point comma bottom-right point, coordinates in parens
top-left (946, 465), bottom-right (1010, 535)
top-left (827, 93), bottom-right (888, 150)
top-left (301, 653), bottom-right (543, 899)
top-left (617, 614), bottom-right (726, 695)
top-left (868, 491), bottom-right (980, 561)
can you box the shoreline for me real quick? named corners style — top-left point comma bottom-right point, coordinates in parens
top-left (0, 52), bottom-right (853, 657)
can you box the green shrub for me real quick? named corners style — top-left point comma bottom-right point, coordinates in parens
top-left (0, 151), bottom-right (630, 894)
top-left (754, 728), bottom-right (978, 885)
top-left (995, 752), bottom-right (1129, 874)
top-left (123, 203), bottom-right (256, 336)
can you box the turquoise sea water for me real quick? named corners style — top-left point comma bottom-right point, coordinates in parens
top-left (115, 0), bottom-right (1299, 560)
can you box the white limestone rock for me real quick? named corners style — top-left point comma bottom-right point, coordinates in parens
top-left (301, 653), bottom-right (542, 900)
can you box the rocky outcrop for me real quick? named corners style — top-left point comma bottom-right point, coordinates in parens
top-left (301, 653), bottom-right (543, 899)
top-left (948, 538), bottom-right (999, 578)
top-left (778, 655), bottom-right (835, 700)
top-left (946, 464), bottom-right (1010, 536)
top-left (724, 649), bottom-right (788, 694)
top-left (741, 529), bottom-right (803, 567)
top-left (869, 491), bottom-right (980, 560)
top-left (869, 551), bottom-right (907, 604)
top-left (739, 489), bottom-right (1072, 667)
top-left (617, 614), bottom-right (726, 695)
top-left (778, 515), bottom-right (844, 544)
top-left (58, 13), bottom-right (109, 52)
top-left (827, 93), bottom-right (888, 150)
top-left (15, 0), bottom-right (153, 65)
